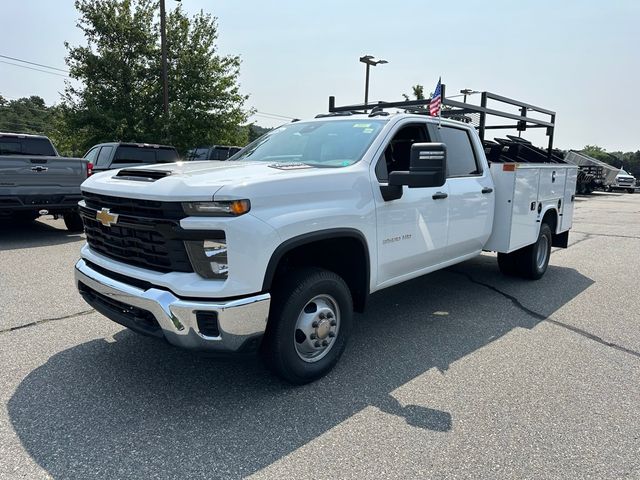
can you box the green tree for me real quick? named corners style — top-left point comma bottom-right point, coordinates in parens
top-left (157, 6), bottom-right (251, 153)
top-left (62, 0), bottom-right (250, 154)
top-left (402, 84), bottom-right (425, 101)
top-left (247, 124), bottom-right (270, 143)
top-left (63, 0), bottom-right (159, 150)
top-left (0, 95), bottom-right (54, 134)
top-left (582, 145), bottom-right (609, 162)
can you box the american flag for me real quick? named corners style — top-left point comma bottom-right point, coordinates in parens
top-left (429, 78), bottom-right (442, 117)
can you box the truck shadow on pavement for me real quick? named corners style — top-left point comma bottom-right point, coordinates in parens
top-left (8, 256), bottom-right (593, 479)
top-left (0, 218), bottom-right (83, 251)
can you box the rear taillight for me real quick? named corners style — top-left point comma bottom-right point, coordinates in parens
top-left (87, 162), bottom-right (94, 177)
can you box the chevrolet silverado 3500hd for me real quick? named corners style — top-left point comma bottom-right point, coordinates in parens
top-left (74, 89), bottom-right (578, 384)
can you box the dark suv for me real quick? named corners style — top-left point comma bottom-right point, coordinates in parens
top-left (186, 145), bottom-right (242, 161)
top-left (83, 142), bottom-right (180, 173)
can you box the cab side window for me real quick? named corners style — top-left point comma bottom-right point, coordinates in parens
top-left (439, 126), bottom-right (480, 177)
top-left (375, 124), bottom-right (428, 182)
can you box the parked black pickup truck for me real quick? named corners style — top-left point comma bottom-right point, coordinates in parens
top-left (83, 142), bottom-right (179, 173)
top-left (0, 133), bottom-right (88, 231)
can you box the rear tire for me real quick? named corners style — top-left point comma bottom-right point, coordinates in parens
top-left (63, 211), bottom-right (84, 232)
top-left (261, 267), bottom-right (353, 385)
top-left (516, 223), bottom-right (552, 280)
top-left (497, 224), bottom-right (552, 280)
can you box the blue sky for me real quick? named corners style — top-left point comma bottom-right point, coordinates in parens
top-left (1, 0), bottom-right (638, 151)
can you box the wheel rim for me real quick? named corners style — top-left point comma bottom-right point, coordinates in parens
top-left (293, 294), bottom-right (340, 363)
top-left (536, 234), bottom-right (549, 270)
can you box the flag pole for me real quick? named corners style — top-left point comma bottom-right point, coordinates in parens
top-left (438, 78), bottom-right (443, 129)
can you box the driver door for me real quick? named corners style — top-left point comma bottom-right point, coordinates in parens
top-left (373, 121), bottom-right (450, 287)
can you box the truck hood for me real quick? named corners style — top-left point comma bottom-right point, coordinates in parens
top-left (81, 160), bottom-right (355, 201)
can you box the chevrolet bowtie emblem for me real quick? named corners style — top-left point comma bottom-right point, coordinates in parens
top-left (96, 208), bottom-right (119, 227)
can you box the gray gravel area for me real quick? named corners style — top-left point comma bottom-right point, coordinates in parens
top-left (0, 192), bottom-right (639, 479)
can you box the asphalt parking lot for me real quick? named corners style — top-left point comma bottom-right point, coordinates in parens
top-left (0, 192), bottom-right (639, 479)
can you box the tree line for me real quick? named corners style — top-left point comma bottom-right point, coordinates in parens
top-left (0, 0), bottom-right (263, 157)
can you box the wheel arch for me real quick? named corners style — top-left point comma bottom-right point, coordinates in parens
top-left (540, 206), bottom-right (558, 234)
top-left (262, 228), bottom-right (371, 312)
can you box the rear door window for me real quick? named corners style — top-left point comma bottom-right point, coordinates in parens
top-left (113, 146), bottom-right (156, 164)
top-left (0, 139), bottom-right (22, 155)
top-left (438, 126), bottom-right (480, 177)
top-left (83, 146), bottom-right (100, 163)
top-left (156, 148), bottom-right (179, 163)
top-left (96, 146), bottom-right (114, 167)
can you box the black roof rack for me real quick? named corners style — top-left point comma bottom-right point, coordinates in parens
top-left (328, 84), bottom-right (556, 157)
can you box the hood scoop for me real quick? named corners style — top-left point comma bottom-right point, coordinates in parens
top-left (114, 169), bottom-right (172, 182)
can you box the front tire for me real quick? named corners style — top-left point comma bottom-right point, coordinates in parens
top-left (627, 188), bottom-right (635, 194)
top-left (262, 268), bottom-right (353, 384)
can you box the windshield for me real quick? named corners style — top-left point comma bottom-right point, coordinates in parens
top-left (231, 119), bottom-right (385, 167)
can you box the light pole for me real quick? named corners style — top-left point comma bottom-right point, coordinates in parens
top-left (459, 88), bottom-right (477, 103)
top-left (359, 55), bottom-right (388, 111)
top-left (160, 0), bottom-right (181, 125)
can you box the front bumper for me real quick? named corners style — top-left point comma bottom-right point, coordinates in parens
top-left (75, 259), bottom-right (271, 352)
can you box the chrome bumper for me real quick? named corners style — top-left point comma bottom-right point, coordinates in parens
top-left (74, 259), bottom-right (271, 352)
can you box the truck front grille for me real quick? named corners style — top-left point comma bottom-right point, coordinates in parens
top-left (80, 193), bottom-right (193, 273)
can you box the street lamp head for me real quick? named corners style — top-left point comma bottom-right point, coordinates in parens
top-left (359, 55), bottom-right (388, 66)
top-left (460, 88), bottom-right (476, 95)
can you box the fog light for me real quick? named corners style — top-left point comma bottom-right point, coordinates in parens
top-left (184, 235), bottom-right (228, 279)
top-left (204, 240), bottom-right (228, 276)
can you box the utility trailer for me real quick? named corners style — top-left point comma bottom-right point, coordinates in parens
top-left (564, 150), bottom-right (619, 194)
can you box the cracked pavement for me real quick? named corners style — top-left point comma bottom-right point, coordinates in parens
top-left (1, 192), bottom-right (639, 479)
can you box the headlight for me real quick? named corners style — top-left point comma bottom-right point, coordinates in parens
top-left (183, 200), bottom-right (250, 216)
top-left (184, 236), bottom-right (228, 279)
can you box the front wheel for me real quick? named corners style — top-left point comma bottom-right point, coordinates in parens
top-left (628, 188), bottom-right (635, 194)
top-left (262, 268), bottom-right (353, 384)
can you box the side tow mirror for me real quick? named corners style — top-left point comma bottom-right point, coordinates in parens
top-left (388, 143), bottom-right (447, 188)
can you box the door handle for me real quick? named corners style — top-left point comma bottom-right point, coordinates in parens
top-left (481, 187), bottom-right (493, 194)
top-left (432, 192), bottom-right (448, 200)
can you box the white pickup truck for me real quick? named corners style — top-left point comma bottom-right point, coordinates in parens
top-left (74, 89), bottom-right (577, 384)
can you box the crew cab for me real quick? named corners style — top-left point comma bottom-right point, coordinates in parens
top-left (74, 89), bottom-right (578, 384)
top-left (0, 132), bottom-right (88, 230)
top-left (83, 142), bottom-right (179, 173)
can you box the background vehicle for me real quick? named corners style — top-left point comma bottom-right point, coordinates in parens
top-left (608, 169), bottom-right (636, 193)
top-left (564, 150), bottom-right (620, 194)
top-left (0, 132), bottom-right (88, 230)
top-left (74, 87), bottom-right (577, 384)
top-left (186, 145), bottom-right (242, 161)
top-left (83, 142), bottom-right (179, 173)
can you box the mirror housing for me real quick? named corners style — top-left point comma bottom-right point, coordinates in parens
top-left (388, 143), bottom-right (447, 188)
